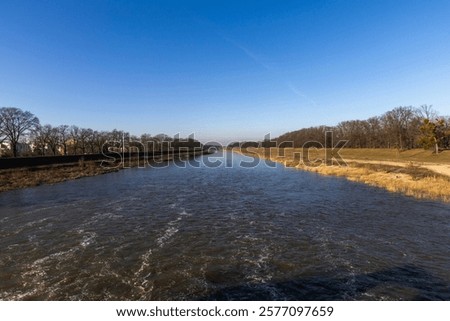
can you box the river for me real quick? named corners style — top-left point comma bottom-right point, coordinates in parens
top-left (0, 151), bottom-right (449, 300)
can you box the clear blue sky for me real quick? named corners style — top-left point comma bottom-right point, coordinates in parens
top-left (1, 0), bottom-right (449, 143)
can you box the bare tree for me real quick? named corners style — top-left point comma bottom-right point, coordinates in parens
top-left (154, 133), bottom-right (173, 142)
top-left (46, 125), bottom-right (61, 155)
top-left (0, 115), bottom-right (5, 143)
top-left (32, 124), bottom-right (51, 155)
top-left (0, 107), bottom-right (40, 157)
top-left (69, 125), bottom-right (80, 154)
top-left (107, 129), bottom-right (130, 152)
top-left (0, 117), bottom-right (6, 156)
top-left (382, 106), bottom-right (418, 150)
top-left (58, 125), bottom-right (70, 155)
top-left (140, 133), bottom-right (159, 151)
top-left (79, 128), bottom-right (93, 154)
top-left (93, 131), bottom-right (109, 153)
top-left (418, 105), bottom-right (438, 120)
top-left (366, 116), bottom-right (386, 148)
top-left (32, 124), bottom-right (60, 156)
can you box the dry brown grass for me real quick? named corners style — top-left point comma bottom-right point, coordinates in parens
top-left (303, 163), bottom-right (450, 202)
top-left (0, 162), bottom-right (118, 193)
top-left (235, 148), bottom-right (450, 202)
top-left (0, 150), bottom-right (206, 193)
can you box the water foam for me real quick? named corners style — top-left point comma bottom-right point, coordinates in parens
top-left (156, 209), bottom-right (190, 247)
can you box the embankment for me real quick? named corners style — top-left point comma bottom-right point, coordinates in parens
top-left (0, 149), bottom-right (206, 192)
top-left (235, 148), bottom-right (450, 202)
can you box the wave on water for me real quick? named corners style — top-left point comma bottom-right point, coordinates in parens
top-left (156, 208), bottom-right (191, 248)
top-left (24, 217), bottom-right (51, 228)
top-left (133, 249), bottom-right (154, 297)
top-left (80, 231), bottom-right (97, 247)
top-left (156, 217), bottom-right (181, 248)
top-left (5, 248), bottom-right (78, 300)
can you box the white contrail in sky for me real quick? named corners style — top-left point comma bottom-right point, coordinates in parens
top-left (191, 12), bottom-right (320, 112)
top-left (286, 81), bottom-right (318, 107)
top-left (222, 36), bottom-right (318, 107)
top-left (222, 36), bottom-right (273, 72)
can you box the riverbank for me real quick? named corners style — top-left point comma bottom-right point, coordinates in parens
top-left (0, 150), bottom-right (205, 193)
top-left (235, 148), bottom-right (450, 202)
top-left (0, 162), bottom-right (118, 192)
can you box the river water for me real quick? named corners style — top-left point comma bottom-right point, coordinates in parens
top-left (0, 151), bottom-right (449, 300)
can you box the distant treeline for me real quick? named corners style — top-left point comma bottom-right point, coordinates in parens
top-left (0, 107), bottom-right (202, 158)
top-left (274, 105), bottom-right (450, 151)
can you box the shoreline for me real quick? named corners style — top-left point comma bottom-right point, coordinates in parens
top-left (235, 148), bottom-right (450, 203)
top-left (3, 148), bottom-right (450, 202)
top-left (0, 150), bottom-right (205, 193)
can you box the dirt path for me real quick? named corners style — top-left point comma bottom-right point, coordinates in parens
top-left (345, 158), bottom-right (450, 178)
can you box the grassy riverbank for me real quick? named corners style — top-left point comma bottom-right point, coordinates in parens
top-left (0, 161), bottom-right (118, 192)
top-left (235, 148), bottom-right (450, 202)
top-left (0, 150), bottom-right (205, 193)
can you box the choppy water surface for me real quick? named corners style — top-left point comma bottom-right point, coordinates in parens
top-left (1, 152), bottom-right (449, 300)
